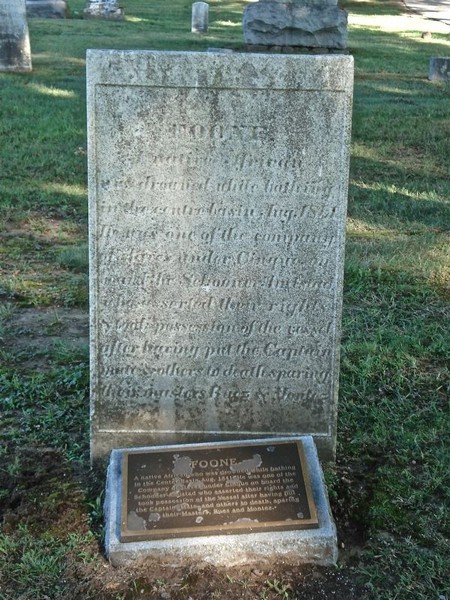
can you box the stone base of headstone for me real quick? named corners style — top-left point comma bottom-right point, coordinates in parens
top-left (26, 0), bottom-right (67, 18)
top-left (104, 436), bottom-right (338, 567)
top-left (429, 57), bottom-right (450, 81)
top-left (243, 0), bottom-right (348, 50)
top-left (244, 44), bottom-right (348, 54)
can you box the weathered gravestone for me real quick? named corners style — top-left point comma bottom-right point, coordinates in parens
top-left (191, 2), bottom-right (209, 33)
top-left (26, 0), bottom-right (68, 19)
top-left (84, 0), bottom-right (123, 20)
top-left (87, 50), bottom-right (353, 464)
top-left (0, 0), bottom-right (32, 72)
top-left (243, 0), bottom-right (348, 50)
top-left (429, 57), bottom-right (450, 81)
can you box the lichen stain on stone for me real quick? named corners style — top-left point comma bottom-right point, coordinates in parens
top-left (187, 478), bottom-right (205, 489)
top-left (172, 454), bottom-right (193, 476)
top-left (127, 510), bottom-right (147, 530)
top-left (169, 477), bottom-right (185, 497)
top-left (225, 476), bottom-right (243, 487)
top-left (148, 512), bottom-right (161, 522)
top-left (226, 517), bottom-right (259, 525)
top-left (230, 453), bottom-right (262, 473)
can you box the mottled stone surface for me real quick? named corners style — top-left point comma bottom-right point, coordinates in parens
top-left (429, 57), bottom-right (450, 81)
top-left (87, 51), bottom-right (353, 462)
top-left (26, 0), bottom-right (67, 18)
top-left (243, 0), bottom-right (348, 49)
top-left (192, 2), bottom-right (208, 33)
top-left (84, 0), bottom-right (123, 20)
top-left (104, 437), bottom-right (338, 566)
top-left (0, 0), bottom-right (32, 71)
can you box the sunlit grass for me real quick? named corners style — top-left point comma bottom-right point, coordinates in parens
top-left (28, 83), bottom-right (78, 98)
top-left (349, 14), bottom-right (450, 34)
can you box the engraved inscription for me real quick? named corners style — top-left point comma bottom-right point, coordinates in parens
top-left (120, 441), bottom-right (318, 541)
top-left (90, 70), bottom-right (352, 449)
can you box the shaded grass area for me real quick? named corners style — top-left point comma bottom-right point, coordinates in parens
top-left (0, 0), bottom-right (449, 598)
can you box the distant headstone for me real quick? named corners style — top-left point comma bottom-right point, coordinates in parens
top-left (243, 0), bottom-right (348, 49)
top-left (87, 50), bottom-right (353, 463)
top-left (192, 1), bottom-right (209, 33)
top-left (0, 0), bottom-right (32, 72)
top-left (26, 0), bottom-right (68, 18)
top-left (84, 0), bottom-right (123, 20)
top-left (429, 57), bottom-right (450, 81)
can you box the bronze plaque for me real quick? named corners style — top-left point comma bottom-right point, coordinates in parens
top-left (120, 440), bottom-right (319, 542)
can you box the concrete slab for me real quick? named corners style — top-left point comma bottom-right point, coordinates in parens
top-left (104, 436), bottom-right (338, 567)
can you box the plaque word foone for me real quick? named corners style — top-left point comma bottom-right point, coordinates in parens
top-left (121, 439), bottom-right (318, 541)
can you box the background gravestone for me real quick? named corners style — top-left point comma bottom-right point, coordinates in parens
top-left (243, 0), bottom-right (348, 49)
top-left (191, 2), bottom-right (209, 33)
top-left (26, 0), bottom-right (68, 19)
top-left (87, 51), bottom-right (353, 463)
top-left (0, 0), bottom-right (32, 72)
top-left (429, 57), bottom-right (450, 81)
top-left (84, 0), bottom-right (123, 19)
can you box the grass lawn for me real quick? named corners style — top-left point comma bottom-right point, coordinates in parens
top-left (0, 0), bottom-right (449, 598)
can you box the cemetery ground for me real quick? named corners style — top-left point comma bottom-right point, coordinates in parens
top-left (0, 0), bottom-right (449, 598)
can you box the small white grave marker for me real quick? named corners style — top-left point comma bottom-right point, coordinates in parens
top-left (192, 1), bottom-right (208, 33)
top-left (429, 57), bottom-right (450, 81)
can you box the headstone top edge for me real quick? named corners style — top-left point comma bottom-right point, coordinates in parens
top-left (86, 48), bottom-right (353, 63)
top-left (109, 436), bottom-right (318, 460)
top-left (86, 50), bottom-right (353, 92)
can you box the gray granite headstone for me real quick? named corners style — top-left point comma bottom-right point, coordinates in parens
top-left (84, 0), bottom-right (123, 20)
top-left (87, 51), bottom-right (353, 463)
top-left (0, 0), bottom-right (32, 72)
top-left (429, 57), bottom-right (450, 81)
top-left (243, 0), bottom-right (348, 50)
top-left (191, 2), bottom-right (209, 33)
top-left (26, 0), bottom-right (68, 18)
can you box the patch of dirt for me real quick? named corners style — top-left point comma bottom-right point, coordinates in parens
top-left (0, 444), bottom-right (374, 600)
top-left (1, 306), bottom-right (89, 369)
top-left (0, 447), bottom-right (88, 536)
top-left (65, 561), bottom-right (372, 600)
top-left (0, 308), bottom-right (374, 599)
